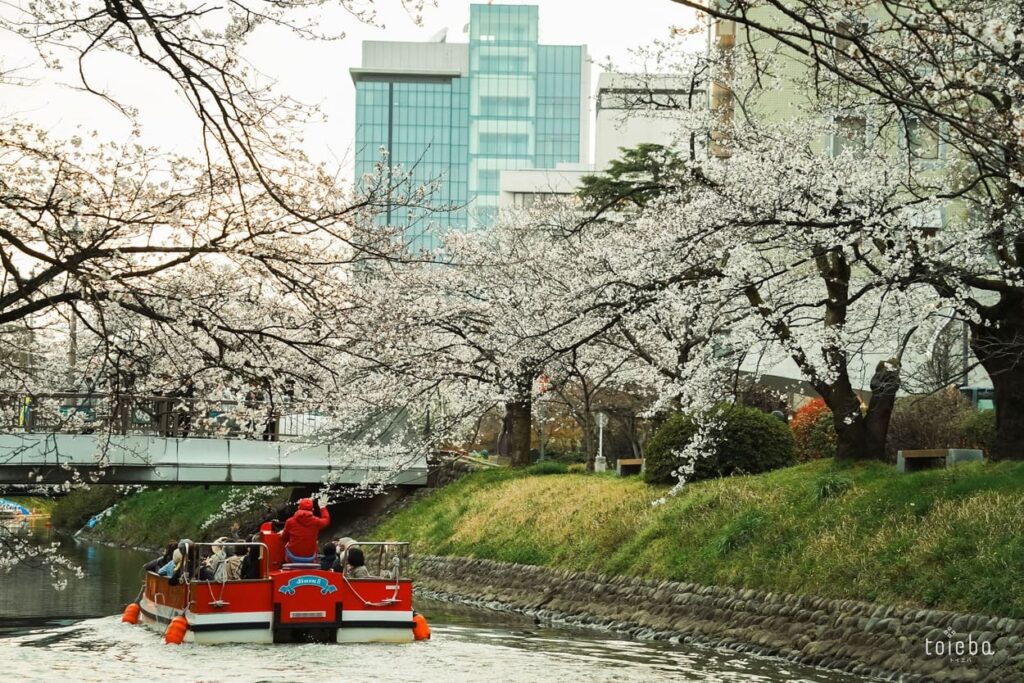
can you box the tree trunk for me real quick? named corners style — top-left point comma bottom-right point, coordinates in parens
top-left (865, 359), bottom-right (900, 460)
top-left (971, 312), bottom-right (1024, 460)
top-left (627, 415), bottom-right (643, 459)
top-left (497, 395), bottom-right (536, 464)
top-left (831, 409), bottom-right (868, 460)
top-left (820, 380), bottom-right (870, 461)
top-left (580, 416), bottom-right (596, 471)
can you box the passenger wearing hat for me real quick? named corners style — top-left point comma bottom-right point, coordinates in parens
top-left (330, 537), bottom-right (357, 573)
top-left (280, 497), bottom-right (330, 564)
top-left (168, 539), bottom-right (193, 585)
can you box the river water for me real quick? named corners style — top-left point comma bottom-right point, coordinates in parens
top-left (0, 520), bottom-right (868, 682)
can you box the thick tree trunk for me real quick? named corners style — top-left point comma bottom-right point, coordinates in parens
top-left (830, 405), bottom-right (868, 460)
top-left (497, 398), bottom-right (532, 467)
top-left (821, 380), bottom-right (871, 461)
top-left (972, 313), bottom-right (1024, 460)
top-left (865, 360), bottom-right (900, 460)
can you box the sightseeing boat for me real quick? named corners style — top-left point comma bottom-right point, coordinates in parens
top-left (124, 523), bottom-right (429, 645)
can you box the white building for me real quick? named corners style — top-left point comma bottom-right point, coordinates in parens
top-left (499, 72), bottom-right (699, 208)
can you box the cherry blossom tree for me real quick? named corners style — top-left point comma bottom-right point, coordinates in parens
top-left (551, 48), bottom-right (951, 461)
top-left (663, 0), bottom-right (1024, 458)
top-left (342, 206), bottom-right (591, 467)
top-left (0, 0), bottom-right (437, 581)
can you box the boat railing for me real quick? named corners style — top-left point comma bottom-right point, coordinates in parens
top-left (179, 540), bottom-right (410, 582)
top-left (348, 541), bottom-right (410, 582)
top-left (190, 541), bottom-right (272, 581)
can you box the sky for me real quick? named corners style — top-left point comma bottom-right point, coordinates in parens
top-left (0, 0), bottom-right (703, 173)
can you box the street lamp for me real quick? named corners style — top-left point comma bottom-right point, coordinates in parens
top-left (594, 411), bottom-right (608, 472)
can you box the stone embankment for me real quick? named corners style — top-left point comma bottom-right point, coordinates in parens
top-left (413, 555), bottom-right (1023, 682)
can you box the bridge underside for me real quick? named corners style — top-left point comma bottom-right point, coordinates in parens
top-left (0, 434), bottom-right (428, 486)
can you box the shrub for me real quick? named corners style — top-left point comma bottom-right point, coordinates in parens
top-left (886, 387), bottom-right (972, 461)
top-left (790, 398), bottom-right (837, 462)
top-left (644, 404), bottom-right (796, 485)
top-left (814, 472), bottom-right (855, 501)
top-left (566, 463), bottom-right (587, 474)
top-left (526, 461), bottom-right (569, 476)
top-left (962, 410), bottom-right (996, 456)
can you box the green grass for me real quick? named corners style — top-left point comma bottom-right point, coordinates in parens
top-left (51, 485), bottom-right (292, 547)
top-left (49, 486), bottom-right (122, 531)
top-left (526, 461), bottom-right (569, 475)
top-left (373, 459), bottom-right (1024, 618)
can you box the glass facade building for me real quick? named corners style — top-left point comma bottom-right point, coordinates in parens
top-left (353, 4), bottom-right (588, 251)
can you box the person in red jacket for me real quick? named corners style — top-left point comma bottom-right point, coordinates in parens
top-left (280, 497), bottom-right (330, 563)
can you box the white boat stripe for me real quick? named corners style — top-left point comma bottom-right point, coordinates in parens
top-left (144, 600), bottom-right (412, 624)
top-left (340, 610), bottom-right (413, 622)
top-left (141, 597), bottom-right (181, 619)
top-left (186, 611), bottom-right (274, 625)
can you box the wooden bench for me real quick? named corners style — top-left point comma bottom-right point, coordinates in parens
top-left (897, 449), bottom-right (983, 473)
top-left (616, 458), bottom-right (644, 476)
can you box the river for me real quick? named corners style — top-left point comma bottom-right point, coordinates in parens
top-left (0, 520), bottom-right (869, 682)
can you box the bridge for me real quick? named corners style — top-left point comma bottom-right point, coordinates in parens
top-left (0, 393), bottom-right (428, 486)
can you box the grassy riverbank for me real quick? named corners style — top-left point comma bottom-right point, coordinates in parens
top-left (374, 459), bottom-right (1024, 618)
top-left (51, 485), bottom-right (292, 548)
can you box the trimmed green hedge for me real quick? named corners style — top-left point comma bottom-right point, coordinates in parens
top-left (962, 409), bottom-right (996, 456)
top-left (645, 404), bottom-right (796, 484)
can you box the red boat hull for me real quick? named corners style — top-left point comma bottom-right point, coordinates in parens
top-left (140, 570), bottom-right (416, 644)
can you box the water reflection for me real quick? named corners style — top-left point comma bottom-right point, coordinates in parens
top-left (0, 521), bottom-right (151, 620)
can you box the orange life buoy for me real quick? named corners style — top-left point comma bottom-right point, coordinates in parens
top-left (412, 612), bottom-right (431, 641)
top-left (121, 603), bottom-right (140, 624)
top-left (164, 616), bottom-right (188, 645)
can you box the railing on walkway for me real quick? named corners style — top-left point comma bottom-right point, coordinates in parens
top-left (0, 392), bottom-right (329, 442)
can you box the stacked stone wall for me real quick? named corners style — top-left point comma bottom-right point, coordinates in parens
top-left (413, 555), bottom-right (1024, 682)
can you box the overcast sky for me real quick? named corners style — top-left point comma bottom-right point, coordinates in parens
top-left (0, 0), bottom-right (702, 172)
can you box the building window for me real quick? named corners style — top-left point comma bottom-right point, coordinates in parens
top-left (831, 116), bottom-right (866, 157)
top-left (478, 132), bottom-right (529, 156)
top-left (478, 55), bottom-right (529, 74)
top-left (479, 96), bottom-right (531, 117)
top-left (907, 116), bottom-right (940, 160)
top-left (833, 19), bottom-right (868, 57)
top-left (906, 206), bottom-right (944, 237)
top-left (477, 169), bottom-right (501, 193)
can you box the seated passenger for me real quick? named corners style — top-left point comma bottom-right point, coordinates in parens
top-left (330, 537), bottom-right (356, 573)
top-left (226, 544), bottom-right (246, 580)
top-left (240, 537), bottom-right (262, 580)
top-left (200, 538), bottom-right (229, 581)
top-left (168, 539), bottom-right (193, 585)
top-left (320, 542), bottom-right (337, 571)
top-left (280, 497), bottom-right (329, 564)
top-left (344, 546), bottom-right (370, 579)
top-left (145, 541), bottom-right (176, 573)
